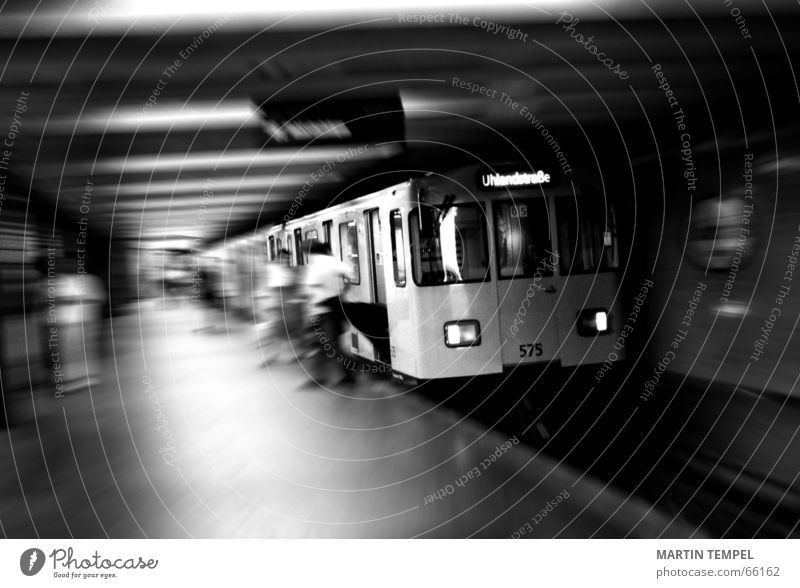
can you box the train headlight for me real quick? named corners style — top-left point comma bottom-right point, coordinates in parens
top-left (444, 320), bottom-right (481, 347)
top-left (595, 311), bottom-right (608, 332)
top-left (577, 309), bottom-right (610, 336)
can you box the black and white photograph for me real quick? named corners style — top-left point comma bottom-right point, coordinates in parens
top-left (0, 0), bottom-right (799, 583)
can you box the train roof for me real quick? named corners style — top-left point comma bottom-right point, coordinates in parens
top-left (260, 161), bottom-right (589, 236)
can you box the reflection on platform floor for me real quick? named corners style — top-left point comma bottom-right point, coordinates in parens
top-left (1, 302), bottom-right (702, 538)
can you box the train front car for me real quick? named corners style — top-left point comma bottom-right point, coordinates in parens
top-left (389, 164), bottom-right (625, 381)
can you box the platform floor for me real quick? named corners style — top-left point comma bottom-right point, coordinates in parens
top-left (1, 301), bottom-right (704, 538)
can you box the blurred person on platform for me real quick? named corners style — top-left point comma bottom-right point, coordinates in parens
top-left (262, 249), bottom-right (302, 364)
top-left (34, 251), bottom-right (108, 396)
top-left (304, 241), bottom-right (352, 386)
top-left (59, 270), bottom-right (106, 393)
top-left (193, 261), bottom-right (216, 333)
top-left (163, 263), bottom-right (184, 305)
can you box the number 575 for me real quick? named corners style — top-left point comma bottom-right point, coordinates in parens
top-left (519, 343), bottom-right (543, 358)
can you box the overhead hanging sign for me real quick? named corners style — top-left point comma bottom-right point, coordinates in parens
top-left (254, 94), bottom-right (405, 147)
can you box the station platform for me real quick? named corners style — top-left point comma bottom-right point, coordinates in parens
top-left (1, 301), bottom-right (703, 538)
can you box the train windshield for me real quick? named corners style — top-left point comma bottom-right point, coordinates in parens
top-left (494, 199), bottom-right (554, 279)
top-left (556, 196), bottom-right (620, 274)
top-left (409, 204), bottom-right (489, 285)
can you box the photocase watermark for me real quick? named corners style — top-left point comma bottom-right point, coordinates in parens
top-left (143, 375), bottom-right (179, 465)
top-left (188, 178), bottom-right (214, 304)
top-left (192, 178), bottom-right (214, 232)
top-left (749, 224), bottom-right (800, 362)
top-left (743, 152), bottom-right (754, 202)
top-left (190, 257), bottom-right (203, 303)
top-left (43, 248), bottom-right (65, 398)
top-left (397, 13), bottom-right (529, 41)
top-left (284, 144), bottom-right (370, 222)
top-left (141, 17), bottom-right (230, 115)
top-left (87, 0), bottom-right (120, 26)
top-left (309, 314), bottom-right (394, 376)
top-left (48, 547), bottom-right (157, 580)
top-left (190, 179), bottom-right (214, 233)
top-left (652, 62), bottom-right (680, 110)
top-left (76, 178), bottom-right (93, 292)
top-left (556, 12), bottom-right (629, 80)
top-left (510, 250), bottom-right (560, 336)
top-left (449, 13), bottom-right (529, 41)
top-left (451, 77), bottom-right (572, 174)
top-left (22, 545), bottom-right (159, 579)
top-left (19, 548), bottom-right (46, 576)
top-left (641, 281), bottom-right (707, 402)
top-left (142, 61), bottom-right (181, 116)
top-left (509, 489), bottom-right (571, 537)
top-left (0, 89), bottom-right (30, 220)
top-left (722, 0), bottom-right (753, 41)
top-left (594, 276), bottom-right (653, 383)
top-left (717, 155), bottom-right (755, 307)
top-left (652, 63), bottom-right (696, 195)
top-left (422, 436), bottom-right (520, 506)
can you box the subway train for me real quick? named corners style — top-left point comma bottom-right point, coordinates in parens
top-left (228, 162), bottom-right (626, 382)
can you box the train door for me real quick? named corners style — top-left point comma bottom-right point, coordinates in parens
top-left (284, 233), bottom-right (294, 265)
top-left (554, 194), bottom-right (624, 366)
top-left (366, 209), bottom-right (386, 305)
top-left (366, 208), bottom-right (390, 363)
top-left (492, 197), bottom-right (562, 366)
top-left (293, 228), bottom-right (304, 265)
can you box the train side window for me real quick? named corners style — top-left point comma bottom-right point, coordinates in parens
top-left (268, 236), bottom-right (275, 261)
top-left (556, 197), bottom-right (620, 274)
top-left (322, 220), bottom-right (332, 244)
top-left (390, 209), bottom-right (406, 287)
top-left (494, 199), bottom-right (554, 279)
top-left (339, 220), bottom-right (360, 284)
top-left (303, 230), bottom-right (319, 264)
top-left (409, 204), bottom-right (489, 286)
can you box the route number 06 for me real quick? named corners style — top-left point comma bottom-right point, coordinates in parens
top-left (519, 343), bottom-right (543, 358)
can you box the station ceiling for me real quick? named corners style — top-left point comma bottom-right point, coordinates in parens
top-left (1, 1), bottom-right (798, 246)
